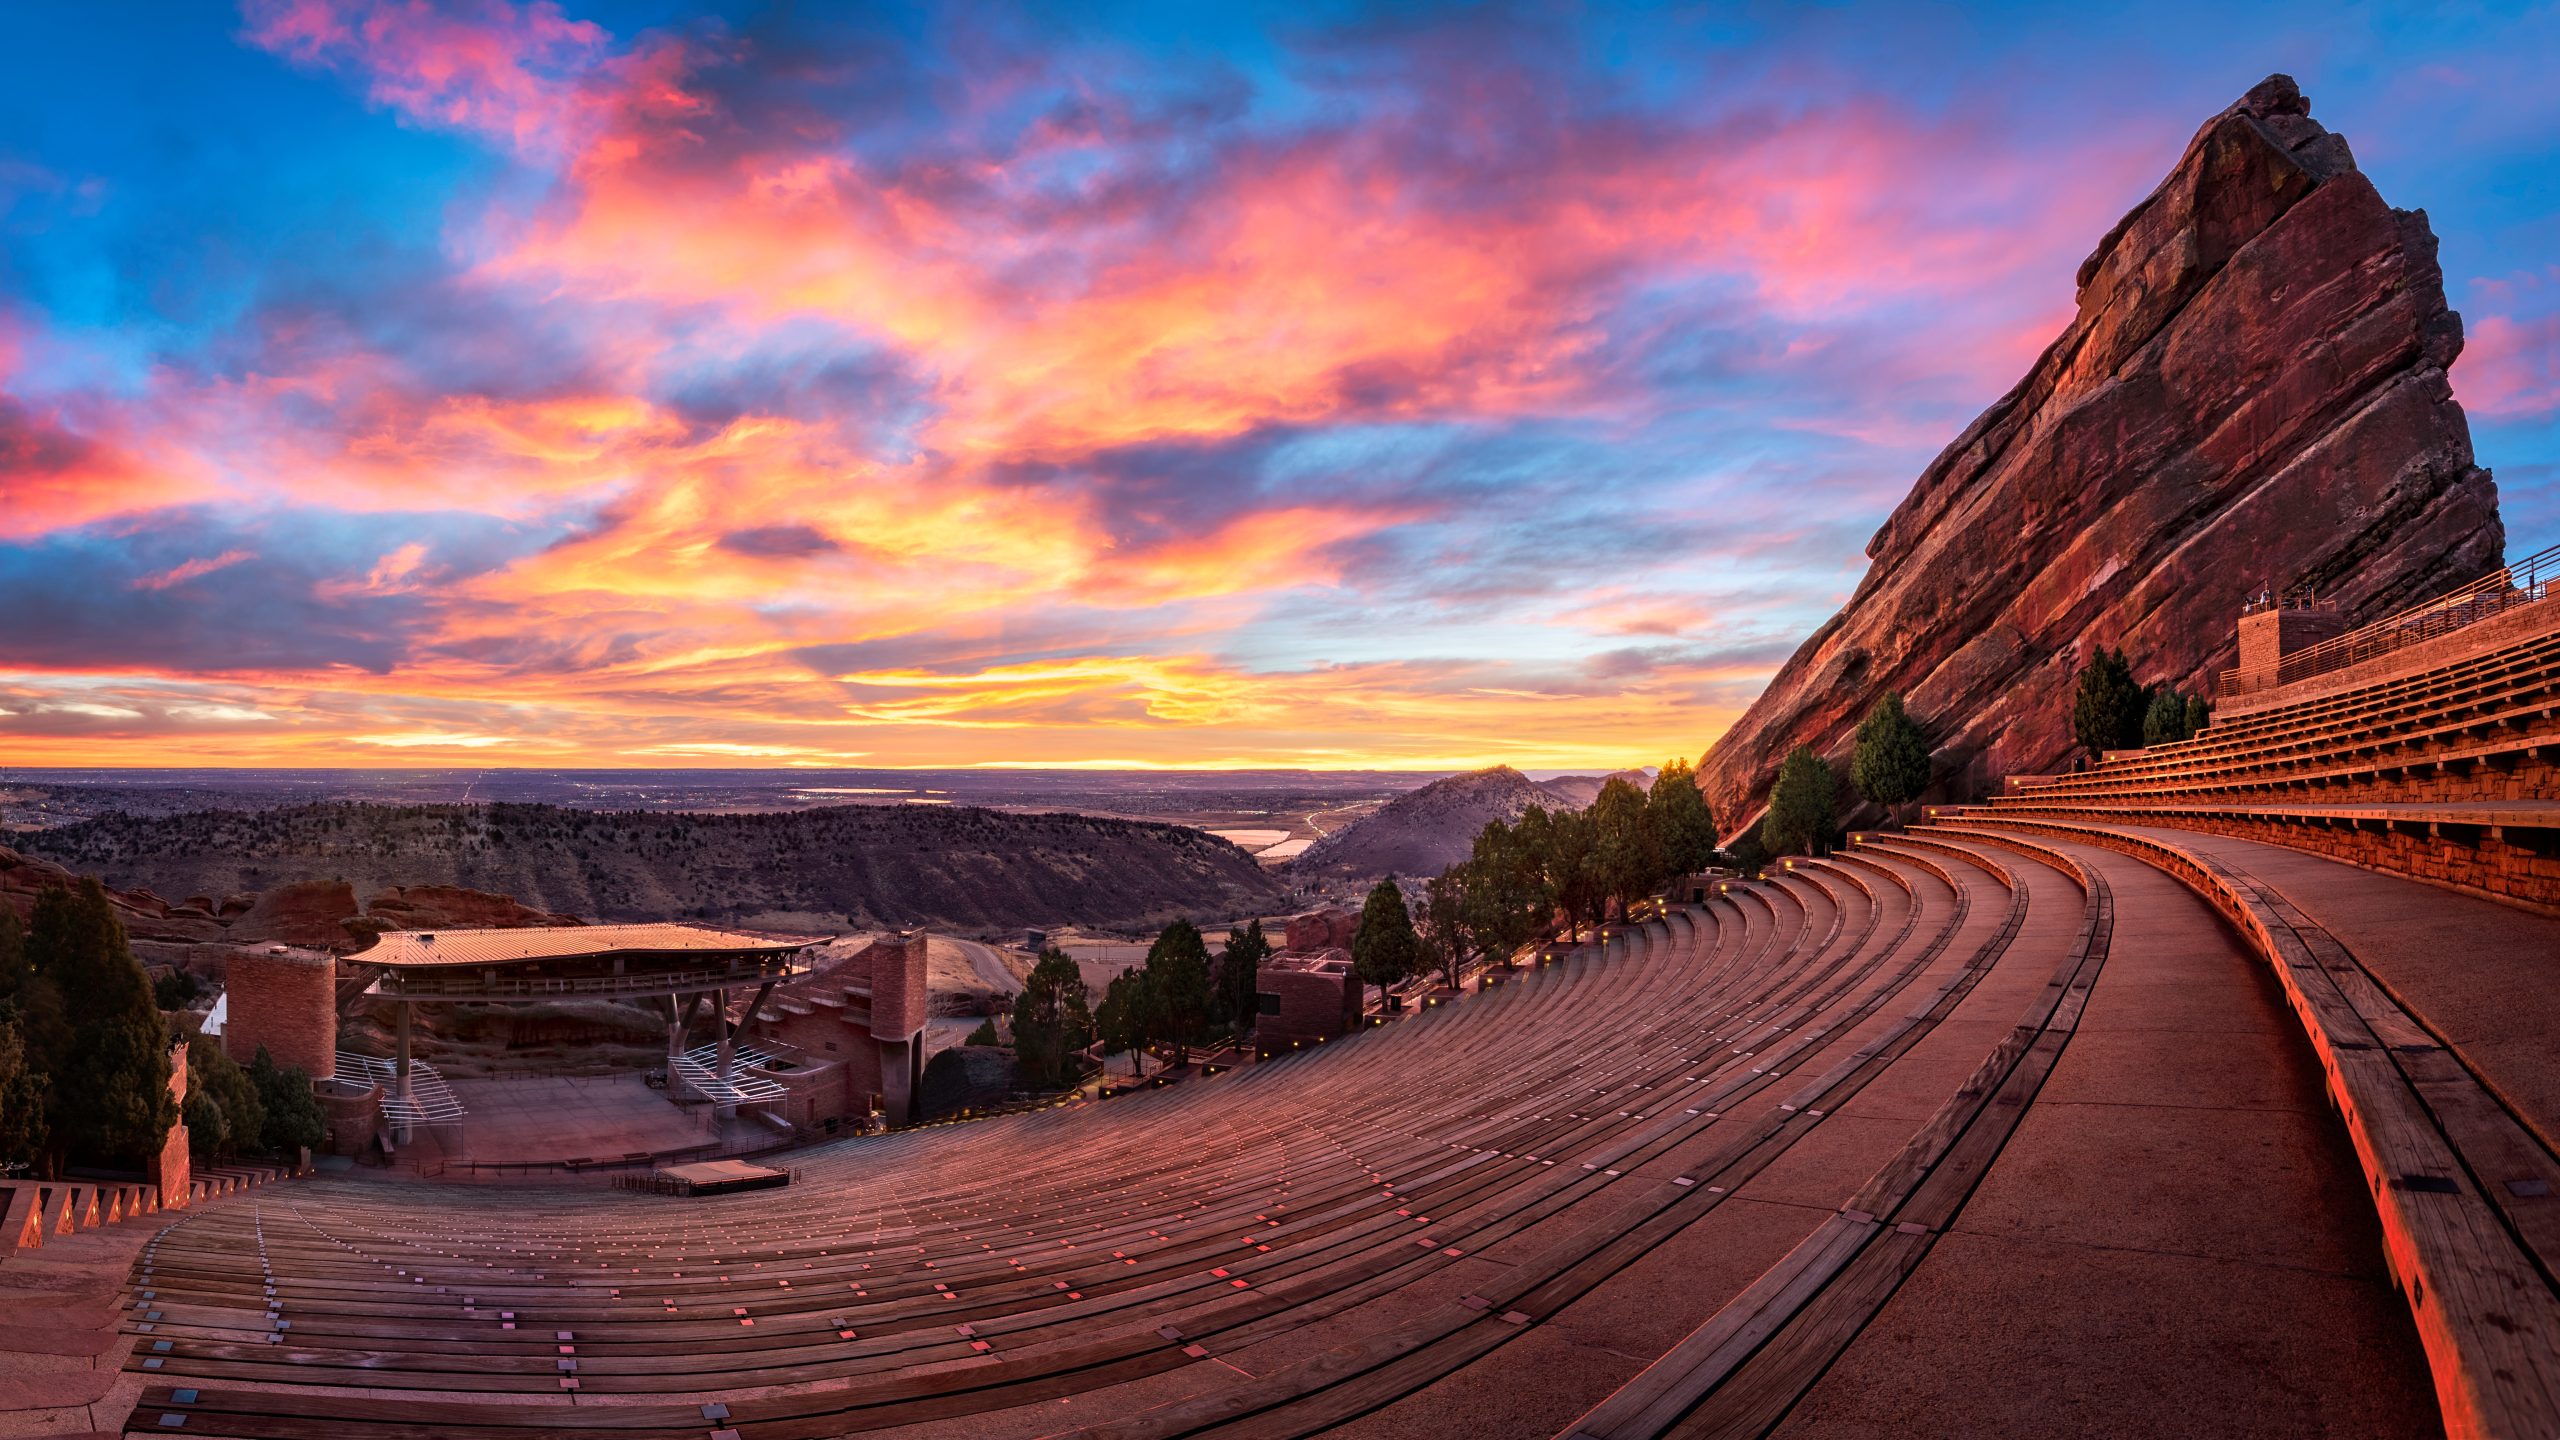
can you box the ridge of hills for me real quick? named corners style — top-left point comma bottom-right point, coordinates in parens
top-left (15, 799), bottom-right (1286, 937)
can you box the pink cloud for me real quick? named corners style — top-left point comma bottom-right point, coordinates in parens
top-left (2463, 311), bottom-right (2560, 420)
top-left (134, 549), bottom-right (256, 591)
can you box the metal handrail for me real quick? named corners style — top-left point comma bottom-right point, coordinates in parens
top-left (2219, 540), bottom-right (2560, 695)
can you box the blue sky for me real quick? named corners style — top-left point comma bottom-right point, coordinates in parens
top-left (1, 1), bottom-right (2553, 768)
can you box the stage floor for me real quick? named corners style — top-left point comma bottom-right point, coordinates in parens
top-left (433, 1073), bottom-right (748, 1167)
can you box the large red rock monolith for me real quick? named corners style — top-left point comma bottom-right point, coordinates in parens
top-left (1700, 75), bottom-right (2502, 831)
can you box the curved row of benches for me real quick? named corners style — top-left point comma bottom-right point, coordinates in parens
top-left (107, 819), bottom-right (2469, 1439)
top-left (110, 843), bottom-right (2045, 1437)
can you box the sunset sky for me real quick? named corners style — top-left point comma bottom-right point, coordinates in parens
top-left (3, 2), bottom-right (2555, 771)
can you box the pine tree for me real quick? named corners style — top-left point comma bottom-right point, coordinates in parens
top-left (248, 1046), bottom-right (324, 1155)
top-left (1009, 948), bottom-right (1094, 1090)
top-left (2071, 647), bottom-right (2148, 757)
top-left (1648, 759), bottom-right (1719, 875)
top-left (184, 1034), bottom-right (263, 1161)
top-left (0, 1018), bottom-right (47, 1175)
top-left (33, 881), bottom-right (173, 1172)
top-left (1216, 920), bottom-right (1271, 1031)
top-left (1096, 967), bottom-right (1157, 1077)
top-left (1544, 808), bottom-right (1608, 932)
top-left (1462, 818), bottom-right (1549, 967)
top-left (1141, 920), bottom-right (1213, 1067)
top-left (1352, 878), bottom-right (1425, 1011)
top-left (1594, 775), bottom-right (1663, 918)
top-left (1763, 747), bottom-right (1840, 857)
top-left (2141, 687), bottom-right (2191, 746)
top-left (1420, 867), bottom-right (1472, 989)
top-left (1850, 692), bottom-right (1932, 820)
top-left (2184, 693), bottom-right (2212, 738)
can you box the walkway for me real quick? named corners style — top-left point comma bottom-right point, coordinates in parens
top-left (1771, 836), bottom-right (2437, 1437)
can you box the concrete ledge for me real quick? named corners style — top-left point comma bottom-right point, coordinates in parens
top-left (1928, 815), bottom-right (2560, 1440)
top-left (0, 1368), bottom-right (118, 1412)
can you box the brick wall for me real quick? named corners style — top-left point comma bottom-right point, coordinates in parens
top-left (869, 932), bottom-right (929, 1041)
top-left (157, 1042), bottom-right (190, 1209)
top-left (1254, 954), bottom-right (1360, 1057)
top-left (222, 947), bottom-right (338, 1080)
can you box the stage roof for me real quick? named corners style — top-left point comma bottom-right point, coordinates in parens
top-left (357, 923), bottom-right (821, 970)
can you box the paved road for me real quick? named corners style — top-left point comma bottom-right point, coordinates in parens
top-left (945, 936), bottom-right (1023, 997)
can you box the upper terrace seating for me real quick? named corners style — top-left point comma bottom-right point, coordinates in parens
top-left (1969, 583), bottom-right (2560, 911)
top-left (96, 830), bottom-right (2467, 1439)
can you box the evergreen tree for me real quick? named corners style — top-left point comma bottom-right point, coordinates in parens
top-left (1763, 746), bottom-right (1840, 857)
top-left (1545, 808), bottom-right (1609, 932)
top-left (1461, 818), bottom-right (1549, 968)
top-left (184, 1034), bottom-right (264, 1161)
top-left (181, 1088), bottom-right (227, 1161)
top-left (2141, 686), bottom-right (2191, 746)
top-left (0, 1018), bottom-right (46, 1175)
top-left (1593, 775), bottom-right (1664, 918)
top-left (33, 881), bottom-right (173, 1172)
top-left (0, 907), bottom-right (26, 1011)
top-left (1095, 967), bottom-right (1157, 1077)
top-left (2071, 646), bottom-right (2148, 757)
top-left (1850, 692), bottom-right (1932, 820)
top-left (1216, 920), bottom-right (1271, 1031)
top-left (1141, 919), bottom-right (1214, 1067)
top-left (2184, 693), bottom-right (2212, 739)
top-left (1726, 832), bottom-right (1769, 880)
top-left (1648, 759), bottom-right (1719, 876)
top-left (247, 1046), bottom-right (324, 1155)
top-left (1420, 867), bottom-right (1472, 989)
top-left (1351, 877), bottom-right (1425, 1011)
top-left (1009, 948), bottom-right (1094, 1090)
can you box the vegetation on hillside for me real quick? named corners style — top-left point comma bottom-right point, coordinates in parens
top-left (21, 800), bottom-right (1285, 931)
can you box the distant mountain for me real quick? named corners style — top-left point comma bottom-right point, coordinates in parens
top-left (20, 801), bottom-right (1285, 934)
top-left (1532, 768), bottom-right (1653, 809)
top-left (1291, 765), bottom-right (1629, 879)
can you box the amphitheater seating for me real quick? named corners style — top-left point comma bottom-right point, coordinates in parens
top-left (88, 823), bottom-right (2478, 1439)
top-left (1968, 599), bottom-right (2560, 910)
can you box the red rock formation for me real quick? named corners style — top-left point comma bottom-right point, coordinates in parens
top-left (363, 885), bottom-right (583, 932)
top-left (1700, 75), bottom-right (2502, 832)
top-left (0, 843), bottom-right (582, 966)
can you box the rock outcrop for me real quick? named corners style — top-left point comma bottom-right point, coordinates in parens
top-left (1700, 75), bottom-right (2503, 831)
top-left (1, 843), bottom-right (577, 969)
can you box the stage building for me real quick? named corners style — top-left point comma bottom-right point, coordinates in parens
top-left (212, 923), bottom-right (952, 1158)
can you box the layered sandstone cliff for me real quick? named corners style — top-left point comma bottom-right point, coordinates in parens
top-left (1700, 75), bottom-right (2502, 831)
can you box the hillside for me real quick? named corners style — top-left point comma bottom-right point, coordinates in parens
top-left (1291, 766), bottom-right (1607, 879)
top-left (19, 801), bottom-right (1285, 933)
top-left (1700, 75), bottom-right (2502, 831)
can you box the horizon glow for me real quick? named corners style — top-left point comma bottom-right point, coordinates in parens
top-left (3, 2), bottom-right (2556, 771)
